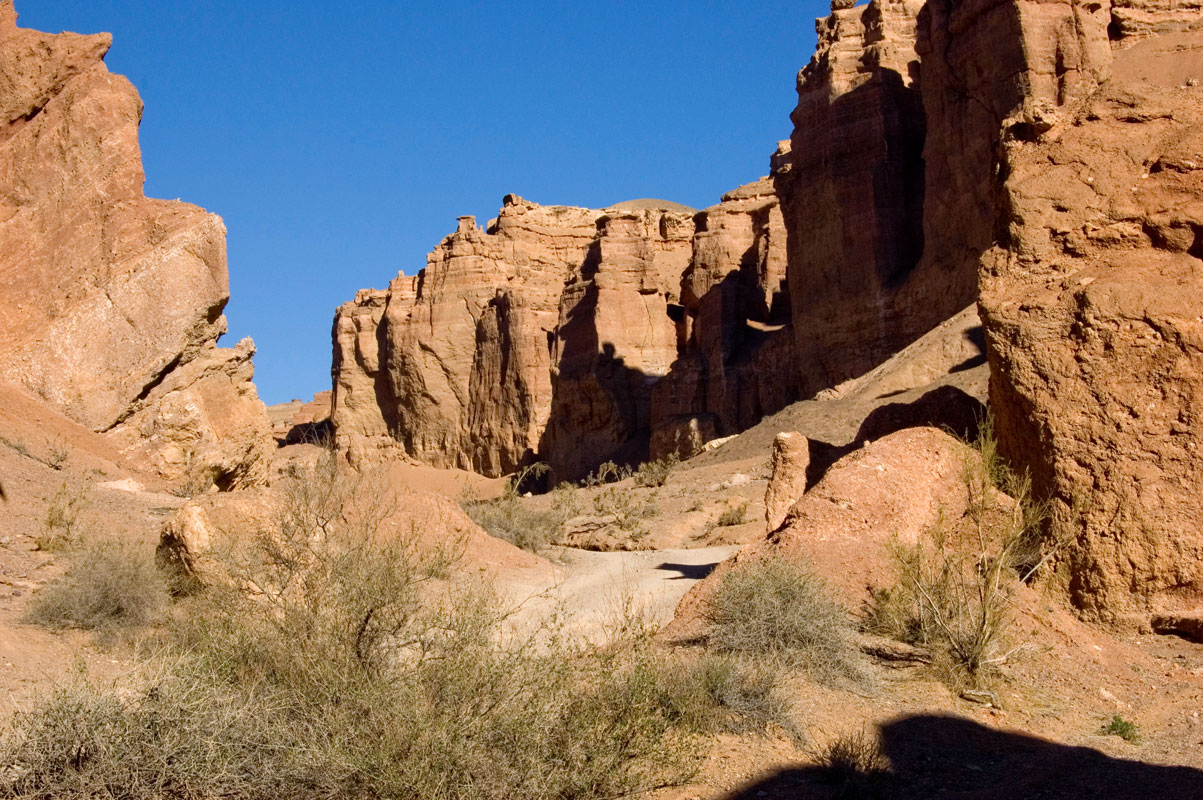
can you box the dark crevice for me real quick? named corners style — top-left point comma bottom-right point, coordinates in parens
top-left (100, 352), bottom-right (184, 432)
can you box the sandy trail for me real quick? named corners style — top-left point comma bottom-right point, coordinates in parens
top-left (498, 545), bottom-right (741, 642)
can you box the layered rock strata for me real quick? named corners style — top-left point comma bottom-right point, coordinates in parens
top-left (333, 197), bottom-right (694, 478)
top-left (0, 3), bottom-right (271, 489)
top-left (333, 183), bottom-right (800, 479)
top-left (649, 178), bottom-right (796, 460)
top-left (776, 0), bottom-right (944, 395)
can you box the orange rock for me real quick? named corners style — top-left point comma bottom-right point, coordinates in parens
top-left (0, 2), bottom-right (271, 490)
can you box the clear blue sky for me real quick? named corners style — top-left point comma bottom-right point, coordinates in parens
top-left (23, 2), bottom-right (826, 405)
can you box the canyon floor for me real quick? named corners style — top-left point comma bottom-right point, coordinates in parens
top-left (3, 323), bottom-right (1202, 798)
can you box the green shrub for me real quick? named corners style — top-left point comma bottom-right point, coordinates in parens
top-left (703, 554), bottom-right (862, 684)
top-left (634, 453), bottom-right (678, 488)
top-left (26, 538), bottom-right (167, 634)
top-left (1102, 715), bottom-right (1140, 744)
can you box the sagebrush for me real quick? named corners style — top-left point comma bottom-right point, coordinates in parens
top-left (5, 455), bottom-right (713, 800)
top-left (704, 553), bottom-right (863, 685)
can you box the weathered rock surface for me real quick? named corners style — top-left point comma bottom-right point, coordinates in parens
top-left (764, 431), bottom-right (809, 531)
top-left (334, 179), bottom-right (801, 479)
top-left (981, 29), bottom-right (1203, 623)
top-left (776, 0), bottom-right (944, 395)
top-left (0, 2), bottom-right (270, 489)
top-left (650, 178), bottom-right (796, 460)
top-left (107, 339), bottom-right (272, 490)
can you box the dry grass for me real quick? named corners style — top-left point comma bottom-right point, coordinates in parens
top-left (26, 537), bottom-right (167, 636)
top-left (5, 455), bottom-right (712, 800)
top-left (703, 553), bottom-right (864, 685)
top-left (37, 479), bottom-right (90, 551)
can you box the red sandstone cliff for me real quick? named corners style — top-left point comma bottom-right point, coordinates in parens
top-left (0, 2), bottom-right (272, 490)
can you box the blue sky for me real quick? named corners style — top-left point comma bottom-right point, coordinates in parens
top-left (22, 2), bottom-right (827, 405)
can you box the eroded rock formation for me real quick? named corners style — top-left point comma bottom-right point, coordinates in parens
top-left (333, 182), bottom-right (801, 479)
top-left (649, 177), bottom-right (796, 460)
top-left (0, 2), bottom-right (271, 489)
top-left (982, 27), bottom-right (1203, 624)
top-left (776, 0), bottom-right (942, 395)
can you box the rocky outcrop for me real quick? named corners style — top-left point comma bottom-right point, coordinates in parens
top-left (539, 206), bottom-right (694, 479)
top-left (776, 0), bottom-right (943, 395)
top-left (332, 196), bottom-right (698, 478)
top-left (764, 431), bottom-right (809, 531)
top-left (981, 28), bottom-right (1203, 624)
top-left (333, 181), bottom-right (804, 479)
top-left (0, 2), bottom-right (271, 489)
top-left (649, 178), bottom-right (796, 460)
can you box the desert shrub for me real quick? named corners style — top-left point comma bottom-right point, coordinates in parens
top-left (1102, 715), bottom-right (1140, 744)
top-left (3, 456), bottom-right (706, 800)
top-left (812, 729), bottom-right (891, 798)
top-left (462, 495), bottom-right (567, 552)
top-left (634, 453), bottom-right (678, 488)
top-left (592, 486), bottom-right (657, 532)
top-left (685, 654), bottom-right (797, 739)
top-left (715, 501), bottom-right (749, 527)
top-left (26, 538), bottom-right (167, 634)
top-left (584, 460), bottom-right (629, 487)
top-left (460, 463), bottom-right (574, 552)
top-left (38, 479), bottom-right (90, 551)
top-left (704, 553), bottom-right (862, 684)
top-left (44, 436), bottom-right (69, 470)
top-left (867, 419), bottom-right (1051, 686)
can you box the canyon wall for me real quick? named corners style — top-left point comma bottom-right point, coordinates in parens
top-left (332, 187), bottom-right (798, 480)
top-left (0, 2), bottom-right (272, 489)
top-left (981, 21), bottom-right (1203, 623)
top-left (333, 0), bottom-right (1203, 625)
top-left (775, 0), bottom-right (941, 395)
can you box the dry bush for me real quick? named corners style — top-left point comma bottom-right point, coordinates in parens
top-left (461, 463), bottom-right (573, 552)
top-left (866, 418), bottom-right (1051, 686)
top-left (715, 501), bottom-right (750, 527)
top-left (812, 729), bottom-right (891, 798)
top-left (592, 486), bottom-right (658, 532)
top-left (26, 538), bottom-right (167, 635)
top-left (704, 553), bottom-right (864, 685)
top-left (461, 494), bottom-right (568, 552)
top-left (634, 453), bottom-right (678, 488)
top-left (38, 479), bottom-right (90, 551)
top-left (4, 454), bottom-right (706, 800)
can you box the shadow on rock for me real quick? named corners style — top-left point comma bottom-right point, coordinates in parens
top-left (721, 714), bottom-right (1203, 799)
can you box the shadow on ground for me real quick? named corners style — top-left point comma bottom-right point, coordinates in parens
top-left (722, 714), bottom-right (1203, 799)
top-left (655, 561), bottom-right (720, 580)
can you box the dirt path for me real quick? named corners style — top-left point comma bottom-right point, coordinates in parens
top-left (499, 545), bottom-right (741, 642)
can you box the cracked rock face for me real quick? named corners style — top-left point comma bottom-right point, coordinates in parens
top-left (0, 2), bottom-right (271, 489)
top-left (982, 26), bottom-right (1203, 623)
